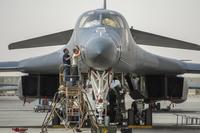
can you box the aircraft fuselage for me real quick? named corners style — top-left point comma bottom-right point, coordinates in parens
top-left (18, 9), bottom-right (187, 75)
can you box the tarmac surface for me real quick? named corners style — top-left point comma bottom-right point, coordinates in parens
top-left (0, 96), bottom-right (200, 133)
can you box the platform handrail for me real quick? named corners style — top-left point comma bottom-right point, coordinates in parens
top-left (175, 114), bottom-right (200, 126)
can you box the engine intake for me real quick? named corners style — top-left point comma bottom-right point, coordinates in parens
top-left (126, 75), bottom-right (188, 103)
top-left (20, 74), bottom-right (59, 98)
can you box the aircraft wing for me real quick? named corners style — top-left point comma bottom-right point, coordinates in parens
top-left (9, 28), bottom-right (200, 51)
top-left (185, 63), bottom-right (200, 74)
top-left (0, 62), bottom-right (20, 71)
top-left (188, 83), bottom-right (200, 89)
top-left (130, 29), bottom-right (200, 51)
top-left (9, 29), bottom-right (73, 50)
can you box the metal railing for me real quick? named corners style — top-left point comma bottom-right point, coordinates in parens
top-left (175, 114), bottom-right (200, 125)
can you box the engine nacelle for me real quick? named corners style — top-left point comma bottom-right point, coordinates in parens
top-left (145, 75), bottom-right (188, 103)
top-left (17, 78), bottom-right (35, 103)
top-left (17, 74), bottom-right (59, 99)
top-left (169, 78), bottom-right (188, 103)
top-left (126, 75), bottom-right (189, 104)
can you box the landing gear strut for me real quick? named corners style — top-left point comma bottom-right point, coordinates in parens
top-left (90, 69), bottom-right (113, 124)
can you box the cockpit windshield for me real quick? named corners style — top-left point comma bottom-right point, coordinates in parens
top-left (79, 11), bottom-right (124, 28)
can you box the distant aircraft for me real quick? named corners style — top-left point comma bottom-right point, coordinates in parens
top-left (1, 0), bottom-right (200, 124)
top-left (0, 83), bottom-right (35, 103)
top-left (0, 84), bottom-right (18, 91)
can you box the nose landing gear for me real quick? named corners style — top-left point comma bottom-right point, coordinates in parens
top-left (90, 68), bottom-right (113, 124)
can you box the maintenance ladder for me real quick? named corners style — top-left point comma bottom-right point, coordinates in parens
top-left (66, 85), bottom-right (82, 125)
top-left (41, 65), bottom-right (97, 133)
top-left (60, 64), bottom-right (97, 127)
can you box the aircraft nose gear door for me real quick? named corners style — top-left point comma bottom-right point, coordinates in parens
top-left (90, 69), bottom-right (113, 124)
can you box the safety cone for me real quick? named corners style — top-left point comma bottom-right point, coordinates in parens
top-left (12, 128), bottom-right (28, 133)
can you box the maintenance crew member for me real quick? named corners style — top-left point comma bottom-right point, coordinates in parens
top-left (63, 48), bottom-right (71, 82)
top-left (71, 46), bottom-right (80, 86)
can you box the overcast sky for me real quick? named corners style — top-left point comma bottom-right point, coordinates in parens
top-left (1, 0), bottom-right (200, 65)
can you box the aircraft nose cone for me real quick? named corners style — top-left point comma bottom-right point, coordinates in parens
top-left (84, 37), bottom-right (118, 70)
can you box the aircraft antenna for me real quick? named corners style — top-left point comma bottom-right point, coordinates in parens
top-left (103, 0), bottom-right (107, 9)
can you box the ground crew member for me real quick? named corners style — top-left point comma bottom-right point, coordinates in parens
top-left (71, 46), bottom-right (80, 85)
top-left (63, 48), bottom-right (71, 82)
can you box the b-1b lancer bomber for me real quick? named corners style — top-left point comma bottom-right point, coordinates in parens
top-left (1, 0), bottom-right (200, 127)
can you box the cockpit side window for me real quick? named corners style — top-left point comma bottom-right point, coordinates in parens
top-left (79, 12), bottom-right (101, 28)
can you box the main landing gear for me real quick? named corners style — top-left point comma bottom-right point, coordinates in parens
top-left (128, 100), bottom-right (152, 127)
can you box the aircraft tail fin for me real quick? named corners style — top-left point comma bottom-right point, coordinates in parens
top-left (0, 61), bottom-right (20, 72)
top-left (9, 29), bottom-right (73, 50)
top-left (103, 0), bottom-right (107, 9)
top-left (131, 29), bottom-right (200, 51)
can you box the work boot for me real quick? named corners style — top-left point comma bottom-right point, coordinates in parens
top-left (75, 128), bottom-right (82, 132)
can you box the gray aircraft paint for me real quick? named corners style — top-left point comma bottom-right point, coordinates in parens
top-left (0, 9), bottom-right (199, 76)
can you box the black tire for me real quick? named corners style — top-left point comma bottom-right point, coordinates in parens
top-left (144, 108), bottom-right (152, 125)
top-left (156, 103), bottom-right (161, 111)
top-left (131, 101), bottom-right (138, 115)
